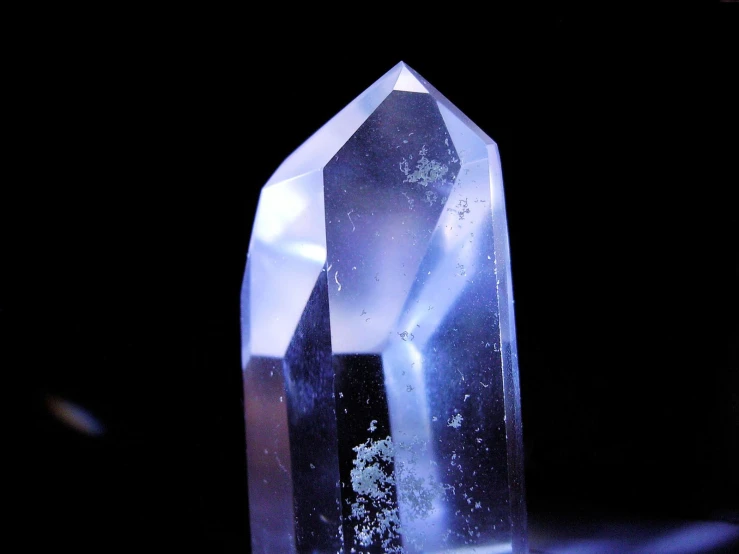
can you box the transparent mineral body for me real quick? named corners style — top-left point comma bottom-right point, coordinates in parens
top-left (242, 62), bottom-right (526, 553)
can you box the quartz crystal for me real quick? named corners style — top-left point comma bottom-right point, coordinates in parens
top-left (241, 62), bottom-right (527, 554)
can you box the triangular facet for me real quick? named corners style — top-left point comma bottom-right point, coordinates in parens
top-left (393, 64), bottom-right (429, 93)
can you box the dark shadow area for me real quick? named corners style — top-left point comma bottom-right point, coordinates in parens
top-left (9, 12), bottom-right (736, 554)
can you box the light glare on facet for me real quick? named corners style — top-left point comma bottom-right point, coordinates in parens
top-left (394, 66), bottom-right (430, 93)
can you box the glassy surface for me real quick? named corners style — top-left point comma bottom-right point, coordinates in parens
top-left (242, 62), bottom-right (526, 554)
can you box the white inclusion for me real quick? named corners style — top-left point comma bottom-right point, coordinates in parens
top-left (442, 162), bottom-right (490, 249)
top-left (334, 270), bottom-right (341, 291)
top-left (275, 455), bottom-right (288, 474)
top-left (447, 413), bottom-right (463, 429)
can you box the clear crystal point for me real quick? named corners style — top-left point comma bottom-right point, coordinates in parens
top-left (242, 62), bottom-right (527, 554)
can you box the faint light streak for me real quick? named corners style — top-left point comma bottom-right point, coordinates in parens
top-left (634, 522), bottom-right (739, 554)
top-left (46, 395), bottom-right (105, 437)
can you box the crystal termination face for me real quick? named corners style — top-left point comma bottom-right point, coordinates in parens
top-left (242, 62), bottom-right (527, 554)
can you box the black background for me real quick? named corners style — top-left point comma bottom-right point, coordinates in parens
top-left (8, 12), bottom-right (737, 553)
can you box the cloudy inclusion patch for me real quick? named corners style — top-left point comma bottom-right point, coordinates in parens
top-left (242, 62), bottom-right (527, 553)
top-left (350, 436), bottom-right (401, 551)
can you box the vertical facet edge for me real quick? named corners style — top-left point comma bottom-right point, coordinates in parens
top-left (488, 143), bottom-right (528, 553)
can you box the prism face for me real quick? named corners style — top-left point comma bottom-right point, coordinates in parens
top-left (246, 170), bottom-right (327, 359)
top-left (243, 355), bottom-right (295, 552)
top-left (333, 354), bottom-right (399, 551)
top-left (284, 273), bottom-right (342, 553)
top-left (324, 90), bottom-right (460, 354)
top-left (378, 175), bottom-right (514, 551)
top-left (242, 62), bottom-right (527, 554)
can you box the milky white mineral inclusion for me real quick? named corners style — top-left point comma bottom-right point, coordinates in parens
top-left (242, 62), bottom-right (527, 553)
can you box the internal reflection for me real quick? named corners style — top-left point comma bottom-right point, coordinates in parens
top-left (324, 90), bottom-right (461, 354)
top-left (243, 62), bottom-right (525, 553)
